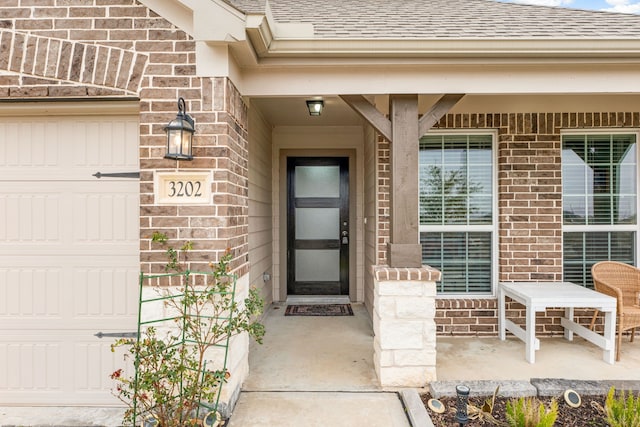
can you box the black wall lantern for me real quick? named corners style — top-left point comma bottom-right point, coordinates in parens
top-left (164, 97), bottom-right (195, 160)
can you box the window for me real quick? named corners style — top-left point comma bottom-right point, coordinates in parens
top-left (562, 132), bottom-right (638, 287)
top-left (419, 133), bottom-right (495, 294)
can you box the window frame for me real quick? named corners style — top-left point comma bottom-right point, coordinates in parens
top-left (419, 130), bottom-right (499, 298)
top-left (561, 129), bottom-right (640, 278)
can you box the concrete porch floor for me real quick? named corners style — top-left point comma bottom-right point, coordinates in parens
top-left (437, 335), bottom-right (640, 382)
top-left (227, 302), bottom-right (412, 427)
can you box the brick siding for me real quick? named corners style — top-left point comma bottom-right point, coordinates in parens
top-left (0, 0), bottom-right (250, 277)
top-left (377, 112), bottom-right (640, 336)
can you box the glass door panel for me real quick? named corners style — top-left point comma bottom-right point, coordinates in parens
top-left (287, 157), bottom-right (349, 295)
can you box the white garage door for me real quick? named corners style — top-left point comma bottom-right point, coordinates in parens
top-left (0, 109), bottom-right (139, 405)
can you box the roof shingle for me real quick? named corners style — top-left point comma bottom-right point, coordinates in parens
top-left (226, 0), bottom-right (640, 39)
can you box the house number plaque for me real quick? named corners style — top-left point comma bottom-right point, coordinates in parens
top-left (155, 171), bottom-right (211, 205)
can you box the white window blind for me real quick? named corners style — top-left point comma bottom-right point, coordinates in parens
top-left (562, 132), bottom-right (638, 287)
top-left (419, 134), bottom-right (495, 295)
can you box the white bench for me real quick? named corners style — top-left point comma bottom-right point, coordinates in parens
top-left (498, 281), bottom-right (617, 364)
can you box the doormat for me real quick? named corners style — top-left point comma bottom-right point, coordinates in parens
top-left (285, 304), bottom-right (353, 316)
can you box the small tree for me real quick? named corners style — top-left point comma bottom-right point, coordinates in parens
top-left (111, 235), bottom-right (264, 426)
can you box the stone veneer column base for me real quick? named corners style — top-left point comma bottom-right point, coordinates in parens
top-left (372, 265), bottom-right (441, 387)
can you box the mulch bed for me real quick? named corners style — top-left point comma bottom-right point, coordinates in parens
top-left (421, 393), bottom-right (609, 426)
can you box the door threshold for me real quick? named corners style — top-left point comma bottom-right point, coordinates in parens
top-left (286, 295), bottom-right (351, 305)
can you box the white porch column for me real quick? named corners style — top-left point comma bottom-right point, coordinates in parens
top-left (372, 266), bottom-right (441, 387)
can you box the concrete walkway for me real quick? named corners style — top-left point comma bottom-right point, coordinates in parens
top-left (227, 391), bottom-right (410, 427)
top-left (226, 303), bottom-right (413, 427)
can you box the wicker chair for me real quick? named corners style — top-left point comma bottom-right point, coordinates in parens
top-left (590, 261), bottom-right (640, 361)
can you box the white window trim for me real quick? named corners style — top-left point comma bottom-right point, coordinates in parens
top-left (561, 129), bottom-right (640, 268)
top-left (419, 129), bottom-right (499, 299)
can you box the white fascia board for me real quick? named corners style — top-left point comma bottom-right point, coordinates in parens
top-left (239, 63), bottom-right (640, 96)
top-left (263, 0), bottom-right (314, 39)
top-left (246, 14), bottom-right (273, 57)
top-left (182, 0), bottom-right (246, 42)
top-left (138, 0), bottom-right (247, 42)
top-left (245, 13), bottom-right (314, 59)
top-left (196, 42), bottom-right (244, 89)
top-left (259, 38), bottom-right (640, 60)
top-left (239, 12), bottom-right (640, 62)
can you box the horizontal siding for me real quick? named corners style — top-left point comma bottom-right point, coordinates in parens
top-left (248, 107), bottom-right (274, 307)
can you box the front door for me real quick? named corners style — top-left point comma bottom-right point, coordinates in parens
top-left (287, 157), bottom-right (349, 295)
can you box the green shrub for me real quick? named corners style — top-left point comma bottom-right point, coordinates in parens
top-left (605, 386), bottom-right (640, 427)
top-left (111, 236), bottom-right (265, 427)
top-left (505, 396), bottom-right (558, 427)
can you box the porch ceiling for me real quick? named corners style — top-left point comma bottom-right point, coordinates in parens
top-left (251, 96), bottom-right (363, 127)
top-left (251, 94), bottom-right (640, 127)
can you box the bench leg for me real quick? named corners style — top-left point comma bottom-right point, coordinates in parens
top-left (525, 305), bottom-right (536, 363)
top-left (498, 287), bottom-right (506, 341)
top-left (603, 309), bottom-right (616, 364)
top-left (564, 307), bottom-right (574, 341)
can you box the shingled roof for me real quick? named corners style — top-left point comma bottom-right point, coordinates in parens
top-left (226, 0), bottom-right (640, 39)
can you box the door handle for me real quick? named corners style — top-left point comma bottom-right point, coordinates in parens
top-left (341, 230), bottom-right (349, 245)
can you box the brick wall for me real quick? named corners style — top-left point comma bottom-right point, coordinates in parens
top-left (0, 0), bottom-right (250, 276)
top-left (435, 298), bottom-right (600, 336)
top-left (376, 111), bottom-right (640, 336)
top-left (377, 137), bottom-right (390, 265)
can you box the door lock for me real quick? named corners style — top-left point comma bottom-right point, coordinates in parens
top-left (341, 230), bottom-right (349, 245)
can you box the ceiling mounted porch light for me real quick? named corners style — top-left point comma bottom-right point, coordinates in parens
top-left (306, 99), bottom-right (324, 116)
top-left (164, 97), bottom-right (195, 160)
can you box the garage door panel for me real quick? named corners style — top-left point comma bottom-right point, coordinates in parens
top-left (0, 331), bottom-right (133, 405)
top-left (73, 266), bottom-right (139, 319)
top-left (0, 339), bottom-right (62, 392)
top-left (0, 263), bottom-right (138, 324)
top-left (0, 268), bottom-right (62, 318)
top-left (0, 121), bottom-right (59, 168)
top-left (0, 182), bottom-right (138, 246)
top-left (0, 117), bottom-right (138, 175)
top-left (0, 193), bottom-right (60, 242)
top-left (0, 112), bottom-right (139, 405)
top-left (73, 190), bottom-right (139, 243)
top-left (0, 245), bottom-right (138, 256)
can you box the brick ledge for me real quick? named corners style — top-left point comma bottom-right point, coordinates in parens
top-left (372, 265), bottom-right (441, 281)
